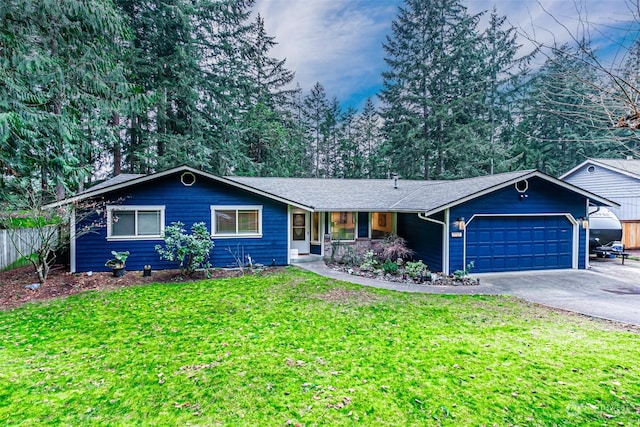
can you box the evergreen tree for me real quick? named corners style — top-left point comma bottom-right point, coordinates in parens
top-left (354, 98), bottom-right (385, 178)
top-left (338, 106), bottom-right (361, 178)
top-left (239, 14), bottom-right (299, 175)
top-left (303, 82), bottom-right (329, 177)
top-left (477, 9), bottom-right (533, 174)
top-left (322, 97), bottom-right (342, 178)
top-left (113, 0), bottom-right (258, 176)
top-left (379, 0), bottom-right (486, 179)
top-left (0, 0), bottom-right (129, 201)
top-left (512, 44), bottom-right (613, 175)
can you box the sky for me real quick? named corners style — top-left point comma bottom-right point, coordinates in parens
top-left (252, 0), bottom-right (639, 109)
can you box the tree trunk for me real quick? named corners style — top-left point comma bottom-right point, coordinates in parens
top-left (112, 112), bottom-right (122, 176)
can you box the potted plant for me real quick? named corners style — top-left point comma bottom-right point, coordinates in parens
top-left (105, 251), bottom-right (130, 277)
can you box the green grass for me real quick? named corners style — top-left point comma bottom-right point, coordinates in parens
top-left (1, 268), bottom-right (639, 426)
top-left (0, 255), bottom-right (32, 272)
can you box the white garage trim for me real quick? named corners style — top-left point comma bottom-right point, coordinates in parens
top-left (463, 213), bottom-right (580, 271)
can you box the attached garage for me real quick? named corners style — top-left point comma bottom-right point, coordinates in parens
top-left (465, 215), bottom-right (574, 273)
top-left (403, 170), bottom-right (619, 274)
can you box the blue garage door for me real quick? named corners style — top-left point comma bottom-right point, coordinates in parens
top-left (466, 216), bottom-right (573, 273)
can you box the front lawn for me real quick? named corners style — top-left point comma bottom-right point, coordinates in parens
top-left (1, 268), bottom-right (638, 426)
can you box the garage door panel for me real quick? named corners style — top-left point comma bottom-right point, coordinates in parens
top-left (517, 257), bottom-right (533, 268)
top-left (467, 216), bottom-right (572, 273)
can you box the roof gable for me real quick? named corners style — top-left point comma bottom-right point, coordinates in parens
top-left (560, 158), bottom-right (640, 181)
top-left (45, 166), bottom-right (312, 210)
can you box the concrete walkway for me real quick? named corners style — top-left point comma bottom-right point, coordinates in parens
top-left (296, 257), bottom-right (640, 326)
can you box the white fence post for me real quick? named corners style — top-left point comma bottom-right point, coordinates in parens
top-left (0, 229), bottom-right (7, 270)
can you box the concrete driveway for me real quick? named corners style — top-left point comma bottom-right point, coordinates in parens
top-left (475, 257), bottom-right (640, 326)
top-left (298, 257), bottom-right (640, 326)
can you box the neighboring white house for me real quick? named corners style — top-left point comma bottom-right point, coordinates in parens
top-left (560, 158), bottom-right (640, 248)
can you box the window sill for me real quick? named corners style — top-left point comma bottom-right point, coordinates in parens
top-left (211, 234), bottom-right (263, 239)
top-left (107, 236), bottom-right (164, 241)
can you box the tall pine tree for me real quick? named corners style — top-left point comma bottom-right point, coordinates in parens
top-left (379, 0), bottom-right (484, 179)
top-left (0, 0), bottom-right (129, 201)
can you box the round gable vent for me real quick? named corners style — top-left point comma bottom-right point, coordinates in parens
top-left (514, 179), bottom-right (528, 193)
top-left (181, 171), bottom-right (196, 186)
top-left (587, 165), bottom-right (596, 173)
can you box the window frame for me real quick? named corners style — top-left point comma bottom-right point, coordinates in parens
top-left (371, 212), bottom-right (395, 239)
top-left (106, 205), bottom-right (165, 241)
top-left (329, 211), bottom-right (357, 241)
top-left (210, 205), bottom-right (263, 238)
top-left (310, 211), bottom-right (322, 244)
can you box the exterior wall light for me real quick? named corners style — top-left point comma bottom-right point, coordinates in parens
top-left (580, 217), bottom-right (589, 229)
top-left (454, 217), bottom-right (466, 231)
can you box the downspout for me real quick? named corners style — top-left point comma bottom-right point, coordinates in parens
top-left (417, 208), bottom-right (450, 275)
top-left (586, 200), bottom-right (597, 269)
top-left (286, 205), bottom-right (291, 265)
top-left (70, 205), bottom-right (76, 273)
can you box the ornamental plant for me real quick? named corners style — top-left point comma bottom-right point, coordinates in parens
top-left (105, 251), bottom-right (130, 269)
top-left (405, 260), bottom-right (427, 278)
top-left (382, 259), bottom-right (399, 275)
top-left (155, 221), bottom-right (214, 276)
top-left (373, 234), bottom-right (415, 262)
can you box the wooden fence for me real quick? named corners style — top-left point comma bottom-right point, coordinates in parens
top-left (0, 227), bottom-right (57, 271)
top-left (622, 221), bottom-right (640, 249)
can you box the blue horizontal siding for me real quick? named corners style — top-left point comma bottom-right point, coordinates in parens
top-left (397, 212), bottom-right (443, 272)
top-left (449, 177), bottom-right (587, 273)
top-left (75, 173), bottom-right (288, 272)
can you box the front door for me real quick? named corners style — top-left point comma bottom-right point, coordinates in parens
top-left (291, 211), bottom-right (310, 255)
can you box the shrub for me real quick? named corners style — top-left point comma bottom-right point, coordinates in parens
top-left (373, 234), bottom-right (415, 262)
top-left (360, 250), bottom-right (380, 271)
top-left (405, 260), bottom-right (427, 278)
top-left (155, 221), bottom-right (214, 276)
top-left (453, 261), bottom-right (475, 279)
top-left (382, 259), bottom-right (399, 275)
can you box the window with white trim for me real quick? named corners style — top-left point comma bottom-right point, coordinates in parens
top-left (211, 206), bottom-right (262, 237)
top-left (371, 212), bottom-right (394, 239)
top-left (330, 211), bottom-right (356, 240)
top-left (107, 206), bottom-right (165, 239)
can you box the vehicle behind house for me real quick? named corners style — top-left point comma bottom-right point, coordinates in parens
top-left (589, 207), bottom-right (623, 252)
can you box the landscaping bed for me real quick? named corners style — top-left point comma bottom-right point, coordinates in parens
top-left (326, 261), bottom-right (479, 286)
top-left (0, 265), bottom-right (257, 310)
top-left (326, 235), bottom-right (479, 286)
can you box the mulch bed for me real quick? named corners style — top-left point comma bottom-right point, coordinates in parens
top-left (0, 265), bottom-right (248, 310)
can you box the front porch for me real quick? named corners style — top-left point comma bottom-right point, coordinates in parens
top-left (289, 252), bottom-right (323, 264)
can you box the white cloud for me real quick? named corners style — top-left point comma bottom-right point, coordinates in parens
top-left (253, 0), bottom-right (638, 108)
top-left (254, 0), bottom-right (400, 107)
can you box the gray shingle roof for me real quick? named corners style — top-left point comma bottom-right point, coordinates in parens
top-left (590, 158), bottom-right (640, 178)
top-left (81, 174), bottom-right (145, 194)
top-left (48, 165), bottom-right (614, 211)
top-left (228, 170), bottom-right (535, 212)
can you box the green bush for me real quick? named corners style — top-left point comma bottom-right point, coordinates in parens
top-left (382, 259), bottom-right (399, 275)
top-left (360, 250), bottom-right (380, 271)
top-left (405, 260), bottom-right (427, 278)
top-left (453, 261), bottom-right (475, 279)
top-left (155, 221), bottom-right (214, 276)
